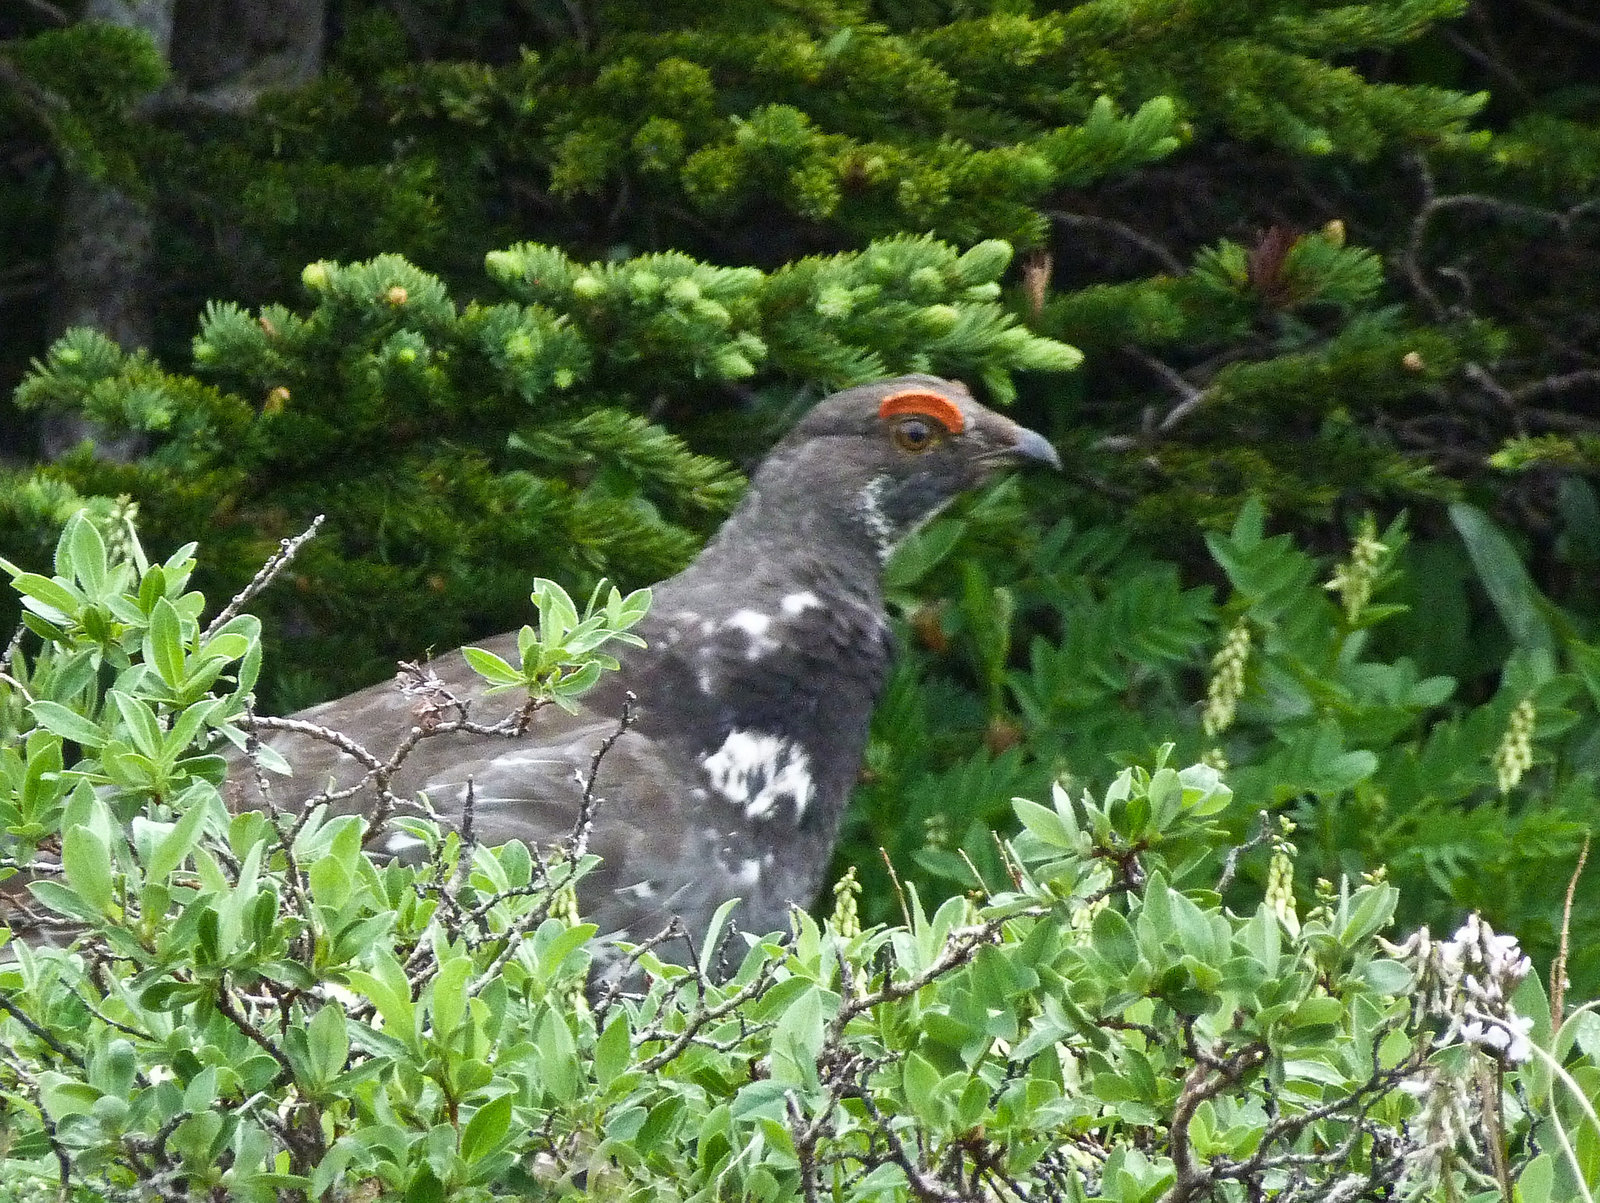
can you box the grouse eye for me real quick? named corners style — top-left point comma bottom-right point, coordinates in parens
top-left (892, 415), bottom-right (939, 453)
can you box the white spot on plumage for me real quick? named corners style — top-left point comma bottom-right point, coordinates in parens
top-left (781, 591), bottom-right (821, 616)
top-left (858, 475), bottom-right (897, 563)
top-left (726, 609), bottom-right (772, 637)
top-left (702, 729), bottom-right (815, 823)
top-left (658, 611), bottom-right (701, 647)
top-left (725, 609), bottom-right (780, 659)
top-left (619, 880), bottom-right (658, 901)
top-left (735, 858), bottom-right (762, 886)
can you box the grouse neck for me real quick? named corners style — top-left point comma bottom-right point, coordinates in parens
top-left (698, 477), bottom-right (889, 596)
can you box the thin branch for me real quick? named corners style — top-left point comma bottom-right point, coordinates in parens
top-left (1163, 1041), bottom-right (1271, 1203)
top-left (241, 714), bottom-right (387, 775)
top-left (2, 624), bottom-right (24, 674)
top-left (0, 1045), bottom-right (73, 1189)
top-left (1125, 347), bottom-right (1213, 435)
top-left (1402, 152), bottom-right (1600, 324)
top-left (0, 991), bottom-right (89, 1069)
top-left (1218, 811), bottom-right (1274, 893)
top-left (564, 692), bottom-right (635, 863)
top-left (214, 979), bottom-right (295, 1083)
top-left (848, 1087), bottom-right (965, 1202)
top-left (0, 668), bottom-right (37, 706)
top-left (203, 514), bottom-right (324, 639)
top-left (878, 846), bottom-right (913, 931)
top-left (635, 957), bottom-right (781, 1072)
top-left (1514, 370), bottom-right (1600, 406)
top-left (1049, 209), bottom-right (1187, 275)
top-left (1516, 0), bottom-right (1600, 41)
top-left (1552, 832), bottom-right (1590, 1029)
top-left (0, 55), bottom-right (67, 145)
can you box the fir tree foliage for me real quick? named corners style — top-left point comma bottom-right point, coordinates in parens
top-left (6, 236), bottom-right (1076, 707)
top-left (1, 21), bottom-right (167, 183)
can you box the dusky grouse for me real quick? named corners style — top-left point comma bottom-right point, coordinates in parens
top-left (234, 374), bottom-right (1059, 950)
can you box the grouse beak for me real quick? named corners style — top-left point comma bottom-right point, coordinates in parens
top-left (1002, 424), bottom-right (1062, 471)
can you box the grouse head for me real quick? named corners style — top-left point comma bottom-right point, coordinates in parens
top-left (713, 374), bottom-right (1060, 572)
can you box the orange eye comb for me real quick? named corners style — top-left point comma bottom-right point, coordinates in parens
top-left (877, 388), bottom-right (966, 434)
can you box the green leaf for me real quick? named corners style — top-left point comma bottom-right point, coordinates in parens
top-left (902, 1052), bottom-right (944, 1129)
top-left (347, 948), bottom-right (418, 1051)
top-left (11, 573), bottom-right (83, 622)
top-left (534, 577), bottom-right (580, 643)
top-left (1290, 996), bottom-right (1344, 1027)
top-left (461, 646), bottom-right (523, 685)
top-left (28, 878), bottom-right (104, 923)
top-left (594, 1013), bottom-right (631, 1089)
top-left (109, 691), bottom-right (164, 761)
top-left (26, 700), bottom-right (107, 749)
top-left (310, 1139), bottom-right (358, 1200)
top-left (306, 1004), bottom-right (350, 1086)
top-left (1013, 797), bottom-right (1075, 848)
top-left (536, 1010), bottom-right (580, 1103)
top-left (1147, 767), bottom-right (1182, 828)
top-left (1092, 907), bottom-right (1139, 974)
top-left (460, 1093), bottom-right (514, 1165)
top-left (67, 514), bottom-right (109, 596)
top-left (556, 659), bottom-right (602, 697)
top-left (1450, 502), bottom-right (1555, 655)
top-left (700, 896), bottom-right (742, 977)
top-left (430, 956), bottom-right (472, 1038)
top-left (144, 596), bottom-right (186, 687)
top-left (63, 825), bottom-right (114, 915)
top-left (144, 787), bottom-right (216, 880)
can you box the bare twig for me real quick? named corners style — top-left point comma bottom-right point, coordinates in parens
top-left (17, 0), bottom-right (71, 23)
top-left (1552, 832), bottom-right (1590, 1029)
top-left (0, 991), bottom-right (89, 1069)
top-left (590, 919), bottom-right (689, 1023)
top-left (1218, 810), bottom-right (1274, 893)
top-left (635, 957), bottom-right (781, 1072)
top-left (0, 1046), bottom-right (73, 1189)
top-left (1402, 152), bottom-right (1600, 324)
top-left (1049, 209), bottom-right (1187, 275)
top-left (1, 624), bottom-right (24, 674)
top-left (204, 515), bottom-right (324, 639)
top-left (213, 981), bottom-right (296, 1083)
top-left (1513, 370), bottom-right (1600, 406)
top-left (565, 693), bottom-right (635, 862)
top-left (1516, 0), bottom-right (1600, 40)
top-left (1128, 347), bottom-right (1214, 435)
top-left (1163, 1040), bottom-right (1271, 1203)
top-left (878, 846), bottom-right (913, 931)
top-left (0, 669), bottom-right (37, 706)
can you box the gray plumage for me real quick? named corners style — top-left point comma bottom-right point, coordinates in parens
top-left (232, 374), bottom-right (1060, 948)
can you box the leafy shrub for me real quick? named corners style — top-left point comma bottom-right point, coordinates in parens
top-left (856, 492), bottom-right (1600, 996)
top-left (3, 516), bottom-right (1597, 1201)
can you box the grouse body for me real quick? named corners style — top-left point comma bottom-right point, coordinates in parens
top-left (235, 375), bottom-right (1059, 948)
